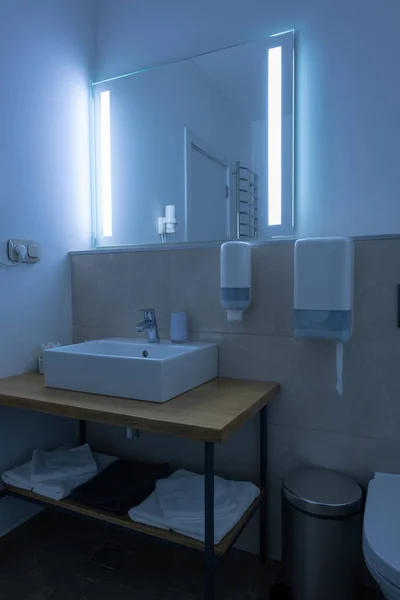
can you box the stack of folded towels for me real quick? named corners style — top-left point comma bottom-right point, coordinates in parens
top-left (2, 448), bottom-right (260, 544)
top-left (128, 469), bottom-right (260, 544)
top-left (2, 444), bottom-right (117, 501)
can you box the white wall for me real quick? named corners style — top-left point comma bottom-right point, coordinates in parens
top-left (95, 0), bottom-right (400, 238)
top-left (0, 0), bottom-right (94, 533)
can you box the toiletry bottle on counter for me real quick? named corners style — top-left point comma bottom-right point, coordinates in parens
top-left (170, 312), bottom-right (188, 343)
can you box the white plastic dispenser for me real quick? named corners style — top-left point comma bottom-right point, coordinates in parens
top-left (220, 241), bottom-right (251, 322)
top-left (294, 237), bottom-right (354, 395)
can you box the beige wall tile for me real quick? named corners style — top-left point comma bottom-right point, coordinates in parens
top-left (73, 325), bottom-right (170, 344)
top-left (169, 248), bottom-right (222, 332)
top-left (71, 237), bottom-right (400, 340)
top-left (195, 331), bottom-right (400, 441)
top-left (354, 239), bottom-right (400, 340)
top-left (71, 251), bottom-right (170, 331)
top-left (243, 244), bottom-right (294, 336)
top-left (169, 243), bottom-right (293, 336)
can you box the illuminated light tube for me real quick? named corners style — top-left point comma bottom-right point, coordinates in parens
top-left (100, 90), bottom-right (112, 237)
top-left (268, 46), bottom-right (282, 226)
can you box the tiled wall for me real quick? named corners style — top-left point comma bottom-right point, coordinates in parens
top-left (70, 239), bottom-right (400, 559)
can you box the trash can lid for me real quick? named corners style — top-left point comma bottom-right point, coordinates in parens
top-left (283, 468), bottom-right (362, 517)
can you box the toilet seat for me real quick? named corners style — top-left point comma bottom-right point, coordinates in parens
top-left (364, 477), bottom-right (400, 589)
top-left (364, 548), bottom-right (400, 599)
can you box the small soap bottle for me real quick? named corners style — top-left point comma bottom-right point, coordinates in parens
top-left (170, 312), bottom-right (188, 343)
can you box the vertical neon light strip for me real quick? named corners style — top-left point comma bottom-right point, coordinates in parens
top-left (268, 46), bottom-right (282, 226)
top-left (100, 90), bottom-right (112, 237)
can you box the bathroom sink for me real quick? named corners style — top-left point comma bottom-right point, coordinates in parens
top-left (44, 338), bottom-right (218, 403)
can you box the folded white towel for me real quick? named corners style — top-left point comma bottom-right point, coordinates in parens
top-left (128, 488), bottom-right (169, 531)
top-left (129, 471), bottom-right (194, 530)
top-left (31, 443), bottom-right (97, 483)
top-left (2, 451), bottom-right (117, 501)
top-left (156, 469), bottom-right (237, 522)
top-left (129, 470), bottom-right (260, 544)
top-left (2, 462), bottom-right (32, 492)
top-left (171, 479), bottom-right (259, 543)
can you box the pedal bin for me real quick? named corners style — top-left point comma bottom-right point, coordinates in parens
top-left (282, 467), bottom-right (363, 600)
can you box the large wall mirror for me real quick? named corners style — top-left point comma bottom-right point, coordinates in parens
top-left (93, 31), bottom-right (294, 248)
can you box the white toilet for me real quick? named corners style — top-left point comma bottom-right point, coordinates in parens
top-left (363, 474), bottom-right (400, 600)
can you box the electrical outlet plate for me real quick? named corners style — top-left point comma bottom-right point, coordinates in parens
top-left (8, 239), bottom-right (41, 263)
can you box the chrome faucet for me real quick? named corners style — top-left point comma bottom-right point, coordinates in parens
top-left (135, 309), bottom-right (160, 343)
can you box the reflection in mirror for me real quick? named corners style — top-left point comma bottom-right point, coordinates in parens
top-left (93, 31), bottom-right (295, 248)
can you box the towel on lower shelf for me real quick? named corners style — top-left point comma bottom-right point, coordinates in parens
top-left (72, 459), bottom-right (172, 514)
top-left (156, 469), bottom-right (237, 522)
top-left (128, 486), bottom-right (169, 531)
top-left (128, 470), bottom-right (260, 544)
top-left (2, 463), bottom-right (32, 492)
top-left (31, 443), bottom-right (97, 483)
top-left (2, 450), bottom-right (117, 501)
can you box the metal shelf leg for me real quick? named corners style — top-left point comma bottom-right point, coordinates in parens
top-left (79, 420), bottom-right (87, 445)
top-left (205, 442), bottom-right (215, 600)
top-left (260, 406), bottom-right (267, 564)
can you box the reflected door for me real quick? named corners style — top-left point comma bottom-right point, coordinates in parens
top-left (185, 130), bottom-right (231, 242)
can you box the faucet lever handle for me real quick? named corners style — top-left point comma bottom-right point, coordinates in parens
top-left (135, 309), bottom-right (155, 321)
top-left (135, 309), bottom-right (159, 343)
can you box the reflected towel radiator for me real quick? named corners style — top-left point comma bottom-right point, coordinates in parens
top-left (234, 162), bottom-right (258, 239)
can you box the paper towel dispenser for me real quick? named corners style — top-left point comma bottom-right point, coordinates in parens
top-left (294, 237), bottom-right (354, 342)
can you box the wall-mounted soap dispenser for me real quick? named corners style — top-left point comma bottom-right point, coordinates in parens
top-left (294, 237), bottom-right (354, 395)
top-left (220, 241), bottom-right (251, 322)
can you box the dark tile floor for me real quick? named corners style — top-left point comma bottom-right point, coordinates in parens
top-left (0, 510), bottom-right (382, 599)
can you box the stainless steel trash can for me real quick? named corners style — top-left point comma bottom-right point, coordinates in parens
top-left (282, 468), bottom-right (362, 600)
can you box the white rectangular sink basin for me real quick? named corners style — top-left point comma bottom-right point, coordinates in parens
top-left (44, 338), bottom-right (218, 403)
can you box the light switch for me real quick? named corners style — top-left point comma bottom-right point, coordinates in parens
top-left (28, 243), bottom-right (41, 259)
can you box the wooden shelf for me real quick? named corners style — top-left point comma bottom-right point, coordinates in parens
top-left (3, 484), bottom-right (264, 557)
top-left (0, 374), bottom-right (280, 443)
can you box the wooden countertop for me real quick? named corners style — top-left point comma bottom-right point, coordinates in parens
top-left (0, 374), bottom-right (280, 443)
